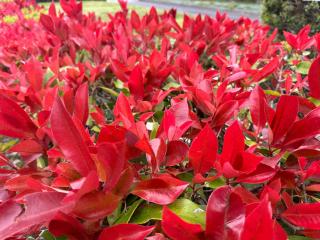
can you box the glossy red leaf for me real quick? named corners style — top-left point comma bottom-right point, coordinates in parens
top-left (0, 95), bottom-right (37, 139)
top-left (270, 95), bottom-right (298, 144)
top-left (112, 167), bottom-right (134, 197)
top-left (51, 96), bottom-right (95, 176)
top-left (249, 86), bottom-right (268, 130)
top-left (0, 201), bottom-right (22, 236)
top-left (114, 93), bottom-right (135, 130)
top-left (98, 224), bottom-right (154, 240)
top-left (162, 206), bottom-right (204, 240)
top-left (129, 66), bottom-right (144, 100)
top-left (157, 99), bottom-right (193, 141)
top-left (308, 57), bottom-right (320, 99)
top-left (97, 142), bottom-right (126, 192)
top-left (23, 58), bottom-right (44, 91)
top-left (252, 57), bottom-right (279, 82)
top-left (189, 124), bottom-right (217, 175)
top-left (131, 174), bottom-right (189, 205)
top-left (241, 198), bottom-right (274, 240)
top-left (0, 192), bottom-right (71, 239)
top-left (74, 82), bottom-right (89, 125)
top-left (73, 190), bottom-right (121, 220)
top-left (281, 202), bottom-right (320, 230)
top-left (283, 107), bottom-right (320, 146)
top-left (220, 122), bottom-right (262, 178)
top-left (220, 121), bottom-right (244, 165)
top-left (49, 212), bottom-right (90, 240)
top-left (205, 186), bottom-right (245, 240)
top-left (165, 140), bottom-right (188, 166)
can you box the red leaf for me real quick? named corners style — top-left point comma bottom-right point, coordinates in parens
top-left (114, 93), bottom-right (135, 130)
top-left (189, 124), bottom-right (217, 175)
top-left (281, 202), bottom-right (320, 230)
top-left (0, 192), bottom-right (71, 239)
top-left (212, 100), bottom-right (238, 128)
top-left (283, 31), bottom-right (297, 49)
top-left (73, 190), bottom-right (120, 220)
top-left (165, 140), bottom-right (188, 166)
top-left (283, 107), bottom-right (320, 146)
top-left (252, 58), bottom-right (279, 82)
top-left (9, 139), bottom-right (43, 154)
top-left (308, 57), bottom-right (320, 99)
top-left (221, 121), bottom-right (244, 165)
top-left (129, 66), bottom-right (144, 100)
top-left (98, 224), bottom-right (154, 240)
top-left (270, 95), bottom-right (298, 144)
top-left (162, 206), bottom-right (204, 240)
top-left (112, 167), bottom-right (134, 197)
top-left (0, 95), bottom-right (37, 139)
top-left (64, 171), bottom-right (99, 202)
top-left (205, 186), bottom-right (245, 240)
top-left (241, 198), bottom-right (274, 240)
top-left (51, 97), bottom-right (95, 176)
top-left (249, 86), bottom-right (268, 130)
top-left (49, 212), bottom-right (90, 240)
top-left (147, 138), bottom-right (167, 171)
top-left (0, 201), bottom-right (22, 235)
top-left (157, 99), bottom-right (193, 141)
top-left (97, 142), bottom-right (126, 192)
top-left (60, 0), bottom-right (82, 19)
top-left (23, 58), bottom-right (44, 91)
top-left (74, 82), bottom-right (89, 125)
top-left (132, 174), bottom-right (188, 205)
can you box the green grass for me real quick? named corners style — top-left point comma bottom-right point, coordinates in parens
top-left (40, 1), bottom-right (184, 23)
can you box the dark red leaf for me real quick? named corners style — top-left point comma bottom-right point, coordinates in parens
top-left (281, 202), bottom-right (320, 230)
top-left (49, 212), bottom-right (90, 240)
top-left (73, 190), bottom-right (121, 220)
top-left (0, 95), bottom-right (37, 139)
top-left (97, 142), bottom-right (126, 192)
top-left (308, 57), bottom-right (320, 99)
top-left (131, 174), bottom-right (188, 205)
top-left (162, 206), bottom-right (204, 240)
top-left (74, 82), bottom-right (89, 125)
top-left (241, 198), bottom-right (274, 240)
top-left (270, 95), bottom-right (298, 144)
top-left (205, 186), bottom-right (245, 240)
top-left (98, 224), bottom-right (154, 240)
top-left (0, 192), bottom-right (71, 239)
top-left (249, 86), bottom-right (268, 130)
top-left (189, 124), bottom-right (217, 175)
top-left (51, 97), bottom-right (95, 176)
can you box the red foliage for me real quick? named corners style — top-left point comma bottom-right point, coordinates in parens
top-left (0, 0), bottom-right (320, 239)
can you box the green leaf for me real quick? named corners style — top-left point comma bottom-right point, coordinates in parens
top-left (163, 81), bottom-right (180, 90)
top-left (40, 230), bottom-right (67, 240)
top-left (107, 202), bottom-right (122, 225)
top-left (264, 90), bottom-right (281, 97)
top-left (296, 61), bottom-right (311, 75)
top-left (130, 203), bottom-right (162, 224)
top-left (288, 236), bottom-right (311, 240)
top-left (169, 198), bottom-right (206, 228)
top-left (114, 79), bottom-right (124, 89)
top-left (308, 97), bottom-right (320, 107)
top-left (177, 172), bottom-right (194, 183)
top-left (100, 86), bottom-right (119, 97)
top-left (114, 199), bottom-right (143, 224)
top-left (130, 199), bottom-right (205, 228)
top-left (149, 122), bottom-right (159, 140)
top-left (205, 177), bottom-right (226, 189)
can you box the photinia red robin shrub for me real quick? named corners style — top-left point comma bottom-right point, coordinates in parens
top-left (1, 0), bottom-right (320, 239)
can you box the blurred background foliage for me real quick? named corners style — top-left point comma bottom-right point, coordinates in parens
top-left (262, 0), bottom-right (320, 36)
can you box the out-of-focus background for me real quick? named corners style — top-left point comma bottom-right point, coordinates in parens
top-left (38, 0), bottom-right (320, 37)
